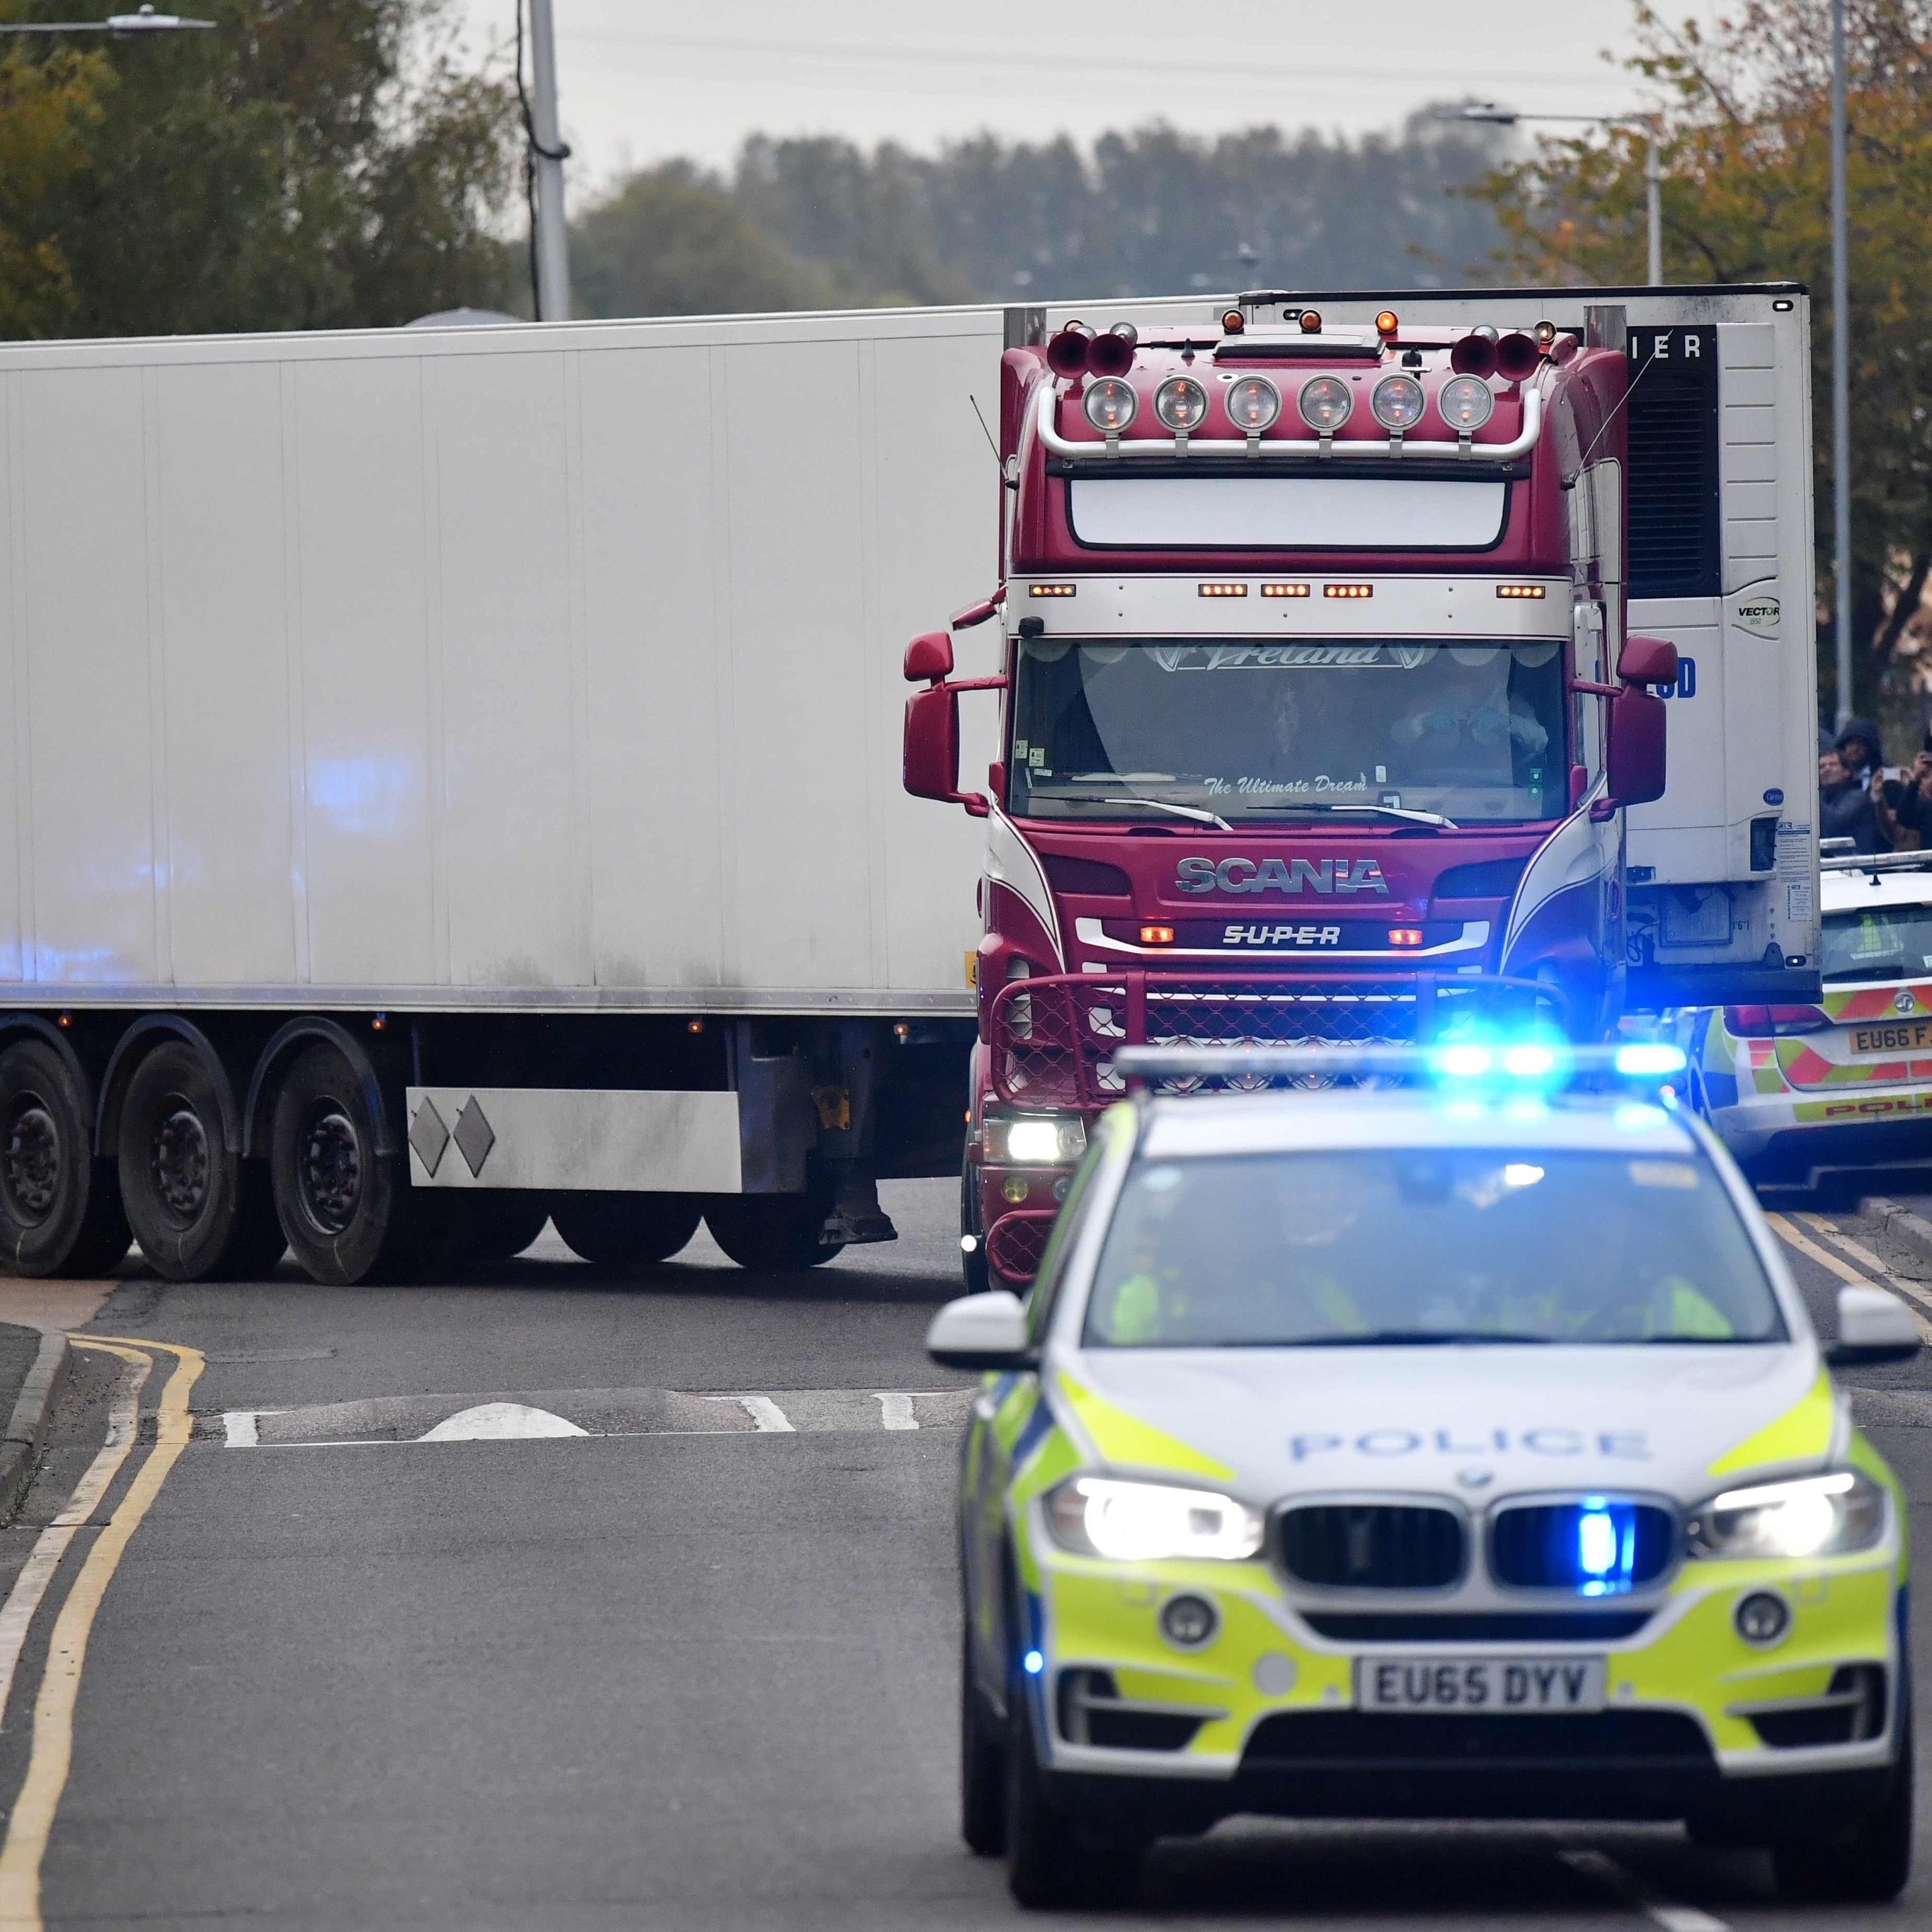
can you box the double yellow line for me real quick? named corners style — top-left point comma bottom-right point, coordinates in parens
top-left (0, 1336), bottom-right (202, 1932)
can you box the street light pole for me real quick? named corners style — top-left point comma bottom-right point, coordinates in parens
top-left (1446, 105), bottom-right (1664, 285)
top-left (1831, 0), bottom-right (1852, 727)
top-left (525, 0), bottom-right (572, 323)
top-left (0, 6), bottom-right (215, 33)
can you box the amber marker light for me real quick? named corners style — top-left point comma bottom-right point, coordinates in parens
top-left (1496, 584), bottom-right (1547, 599)
top-left (687, 1019), bottom-right (705, 1034)
top-left (1029, 583), bottom-right (1077, 598)
top-left (1140, 925), bottom-right (1176, 945)
top-left (1221, 309), bottom-right (1245, 333)
top-left (1376, 309), bottom-right (1399, 338)
top-left (1262, 583), bottom-right (1310, 598)
top-left (1197, 583), bottom-right (1247, 598)
top-left (1324, 583), bottom-right (1373, 599)
top-left (1299, 310), bottom-right (1323, 333)
top-left (1388, 928), bottom-right (1425, 947)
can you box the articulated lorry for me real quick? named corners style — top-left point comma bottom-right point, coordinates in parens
top-left (902, 288), bottom-right (1818, 1291)
top-left (0, 287), bottom-right (1813, 1287)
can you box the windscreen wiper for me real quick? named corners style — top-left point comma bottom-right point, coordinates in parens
top-left (1238, 801), bottom-right (1458, 830)
top-left (1048, 793), bottom-right (1232, 830)
top-left (1283, 1330), bottom-right (1553, 1347)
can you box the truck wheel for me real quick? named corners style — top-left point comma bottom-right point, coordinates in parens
top-left (961, 1625), bottom-right (1006, 1855)
top-left (1771, 1705), bottom-right (1912, 1902)
top-left (551, 1194), bottom-right (700, 1269)
top-left (0, 1038), bottom-right (128, 1277)
top-left (116, 1041), bottom-right (263, 1282)
top-left (703, 1194), bottom-right (844, 1271)
top-left (268, 1044), bottom-right (405, 1285)
top-left (961, 1158), bottom-right (990, 1294)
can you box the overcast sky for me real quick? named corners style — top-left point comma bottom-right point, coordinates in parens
top-left (452, 1), bottom-right (1699, 198)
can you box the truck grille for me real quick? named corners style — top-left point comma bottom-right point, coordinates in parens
top-left (1277, 1503), bottom-right (1465, 1590)
top-left (988, 971), bottom-right (1560, 1108)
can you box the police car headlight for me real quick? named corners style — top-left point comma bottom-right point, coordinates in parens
top-left (1685, 1470), bottom-right (1886, 1561)
top-left (1044, 1476), bottom-right (1264, 1562)
top-left (988, 1114), bottom-right (1087, 1166)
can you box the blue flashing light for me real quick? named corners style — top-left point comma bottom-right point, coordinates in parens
top-left (1022, 1649), bottom-right (1045, 1676)
top-left (1615, 1043), bottom-right (1686, 1078)
top-left (1502, 1044), bottom-right (1557, 1078)
top-left (1571, 1499), bottom-right (1638, 1598)
top-left (1433, 1044), bottom-right (1492, 1079)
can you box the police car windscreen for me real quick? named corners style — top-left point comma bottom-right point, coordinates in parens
top-left (1822, 903), bottom-right (1932, 983)
top-left (1009, 638), bottom-right (1564, 825)
top-left (1084, 1150), bottom-right (1784, 1348)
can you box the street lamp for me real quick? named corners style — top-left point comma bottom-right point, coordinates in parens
top-left (1830, 0), bottom-right (1851, 727)
top-left (1446, 103), bottom-right (1664, 287)
top-left (0, 6), bottom-right (215, 32)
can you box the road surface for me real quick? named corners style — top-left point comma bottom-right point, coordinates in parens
top-left (0, 1176), bottom-right (1920, 1931)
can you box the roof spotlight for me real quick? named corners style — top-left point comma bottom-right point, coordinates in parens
top-left (1154, 375), bottom-right (1209, 432)
top-left (1297, 374), bottom-right (1352, 433)
top-left (1082, 377), bottom-right (1138, 433)
top-left (1535, 319), bottom-right (1557, 345)
top-left (1370, 374), bottom-right (1426, 431)
top-left (1226, 375), bottom-right (1281, 433)
top-left (1439, 375), bottom-right (1495, 432)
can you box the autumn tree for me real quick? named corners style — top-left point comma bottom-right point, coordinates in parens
top-left (1469, 1), bottom-right (1932, 719)
top-left (0, 39), bottom-right (105, 336)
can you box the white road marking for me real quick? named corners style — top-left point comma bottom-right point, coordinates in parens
top-left (873, 1393), bottom-right (918, 1431)
top-left (1560, 1848), bottom-right (1727, 1932)
top-left (0, 1345), bottom-right (149, 1735)
top-left (222, 1412), bottom-right (258, 1448)
top-left (416, 1402), bottom-right (589, 1441)
top-left (1767, 1213), bottom-right (1932, 1339)
top-left (732, 1396), bottom-right (794, 1434)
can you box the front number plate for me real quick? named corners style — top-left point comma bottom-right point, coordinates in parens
top-left (1356, 1656), bottom-right (1606, 1713)
top-left (1851, 1022), bottom-right (1932, 1054)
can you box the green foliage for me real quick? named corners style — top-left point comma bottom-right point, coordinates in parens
top-left (1468, 1), bottom-right (1932, 716)
top-left (570, 112), bottom-right (1514, 322)
top-left (0, 0), bottom-right (518, 338)
top-left (0, 40), bottom-right (104, 336)
top-left (571, 164), bottom-right (847, 319)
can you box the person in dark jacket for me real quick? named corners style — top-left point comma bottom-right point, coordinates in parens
top-left (1822, 718), bottom-right (1887, 852)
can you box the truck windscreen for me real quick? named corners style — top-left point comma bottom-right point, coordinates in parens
top-left (1009, 637), bottom-right (1564, 825)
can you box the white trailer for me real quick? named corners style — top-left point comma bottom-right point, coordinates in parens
top-left (0, 286), bottom-right (1816, 1285)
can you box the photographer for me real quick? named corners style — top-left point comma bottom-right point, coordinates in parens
top-left (1822, 719), bottom-right (1887, 852)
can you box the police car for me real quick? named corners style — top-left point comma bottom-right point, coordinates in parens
top-left (927, 1043), bottom-right (1919, 1909)
top-left (1678, 846), bottom-right (1932, 1187)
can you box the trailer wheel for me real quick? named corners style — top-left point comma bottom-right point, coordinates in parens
top-left (411, 1192), bottom-right (551, 1274)
top-left (268, 1044), bottom-right (404, 1285)
top-left (551, 1194), bottom-right (701, 1270)
top-left (117, 1041), bottom-right (269, 1282)
top-left (0, 1037), bottom-right (128, 1278)
top-left (703, 1193), bottom-right (844, 1271)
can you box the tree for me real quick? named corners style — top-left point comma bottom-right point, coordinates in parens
top-left (571, 164), bottom-right (847, 319)
top-left (1468, 1), bottom-right (1932, 721)
top-left (7, 0), bottom-right (518, 338)
top-left (0, 40), bottom-right (105, 337)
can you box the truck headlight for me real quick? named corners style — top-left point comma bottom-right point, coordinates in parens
top-left (1685, 1470), bottom-right (1886, 1560)
top-left (988, 1114), bottom-right (1086, 1165)
top-left (1045, 1476), bottom-right (1264, 1562)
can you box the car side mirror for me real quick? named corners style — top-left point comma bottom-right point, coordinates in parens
top-left (926, 1290), bottom-right (1036, 1371)
top-left (1617, 635), bottom-right (1679, 690)
top-left (904, 630), bottom-right (954, 683)
top-left (1826, 1284), bottom-right (1922, 1366)
top-left (1605, 685), bottom-right (1667, 809)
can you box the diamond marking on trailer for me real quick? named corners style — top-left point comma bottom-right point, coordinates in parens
top-left (452, 1097), bottom-right (495, 1177)
top-left (408, 1098), bottom-right (450, 1177)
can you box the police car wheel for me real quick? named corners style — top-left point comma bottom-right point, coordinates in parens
top-left (1004, 1676), bottom-right (1143, 1909)
top-left (960, 1631), bottom-right (1005, 1856)
top-left (1770, 1705), bottom-right (1913, 1902)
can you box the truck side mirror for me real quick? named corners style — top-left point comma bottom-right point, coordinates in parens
top-left (1827, 1284), bottom-right (1922, 1366)
top-left (904, 685), bottom-right (988, 816)
top-left (1617, 635), bottom-right (1679, 690)
top-left (1606, 685), bottom-right (1667, 808)
top-left (904, 630), bottom-right (954, 684)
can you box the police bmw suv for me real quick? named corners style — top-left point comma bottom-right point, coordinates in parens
top-left (927, 1046), bottom-right (1919, 1909)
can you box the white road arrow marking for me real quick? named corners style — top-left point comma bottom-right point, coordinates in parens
top-left (416, 1402), bottom-right (589, 1441)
